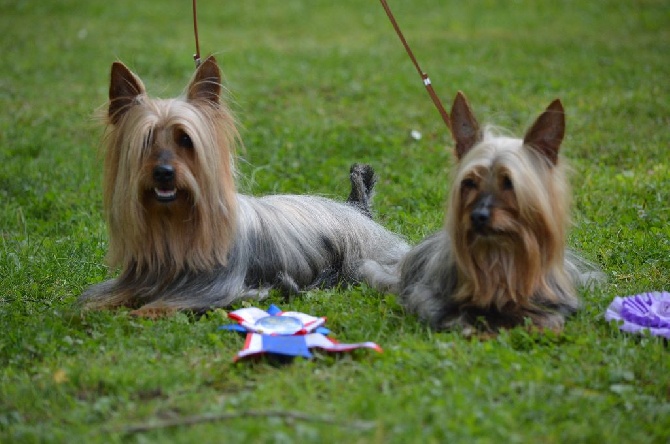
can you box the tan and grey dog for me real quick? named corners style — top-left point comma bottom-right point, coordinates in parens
top-left (79, 56), bottom-right (408, 316)
top-left (397, 92), bottom-right (600, 332)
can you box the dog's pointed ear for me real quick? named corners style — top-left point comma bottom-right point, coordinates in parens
top-left (523, 99), bottom-right (565, 165)
top-left (109, 62), bottom-right (146, 124)
top-left (187, 56), bottom-right (221, 104)
top-left (450, 91), bottom-right (481, 159)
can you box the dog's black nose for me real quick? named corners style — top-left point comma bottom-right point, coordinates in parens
top-left (471, 194), bottom-right (493, 231)
top-left (471, 207), bottom-right (491, 229)
top-left (153, 164), bottom-right (174, 183)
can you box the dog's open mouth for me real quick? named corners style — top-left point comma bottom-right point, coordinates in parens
top-left (469, 227), bottom-right (507, 244)
top-left (154, 187), bottom-right (178, 202)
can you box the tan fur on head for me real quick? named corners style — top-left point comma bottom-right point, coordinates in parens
top-left (103, 56), bottom-right (239, 276)
top-left (447, 91), bottom-right (573, 312)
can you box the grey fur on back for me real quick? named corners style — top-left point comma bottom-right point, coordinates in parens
top-left (397, 232), bottom-right (458, 329)
top-left (80, 191), bottom-right (409, 311)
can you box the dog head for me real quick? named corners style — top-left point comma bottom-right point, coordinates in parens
top-left (446, 92), bottom-right (571, 308)
top-left (102, 56), bottom-right (238, 274)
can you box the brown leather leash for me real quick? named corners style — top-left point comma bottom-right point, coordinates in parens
top-left (378, 0), bottom-right (452, 132)
top-left (191, 0), bottom-right (451, 130)
top-left (192, 0), bottom-right (202, 67)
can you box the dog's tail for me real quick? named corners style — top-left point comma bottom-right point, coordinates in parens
top-left (565, 249), bottom-right (607, 291)
top-left (346, 163), bottom-right (377, 218)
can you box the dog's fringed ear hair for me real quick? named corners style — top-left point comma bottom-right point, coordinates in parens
top-left (450, 91), bottom-right (481, 159)
top-left (108, 62), bottom-right (146, 124)
top-left (523, 99), bottom-right (565, 166)
top-left (187, 56), bottom-right (221, 104)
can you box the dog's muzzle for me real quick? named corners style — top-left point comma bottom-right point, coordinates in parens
top-left (470, 194), bottom-right (493, 234)
top-left (152, 164), bottom-right (177, 202)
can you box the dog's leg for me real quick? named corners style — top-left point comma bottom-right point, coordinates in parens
top-left (355, 259), bottom-right (400, 293)
top-left (274, 272), bottom-right (301, 296)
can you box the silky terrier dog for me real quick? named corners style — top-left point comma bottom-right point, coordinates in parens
top-left (398, 92), bottom-right (600, 332)
top-left (79, 56), bottom-right (408, 315)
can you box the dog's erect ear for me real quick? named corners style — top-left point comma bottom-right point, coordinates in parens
top-left (523, 99), bottom-right (565, 165)
top-left (187, 56), bottom-right (221, 104)
top-left (109, 62), bottom-right (146, 124)
top-left (450, 91), bottom-right (481, 159)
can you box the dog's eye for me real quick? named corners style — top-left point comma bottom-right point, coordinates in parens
top-left (461, 178), bottom-right (477, 190)
top-left (176, 131), bottom-right (194, 149)
top-left (502, 176), bottom-right (513, 190)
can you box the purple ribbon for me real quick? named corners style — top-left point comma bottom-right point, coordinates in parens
top-left (605, 291), bottom-right (670, 338)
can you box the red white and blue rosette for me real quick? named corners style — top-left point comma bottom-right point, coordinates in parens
top-left (605, 291), bottom-right (670, 339)
top-left (223, 305), bottom-right (328, 335)
top-left (219, 305), bottom-right (382, 361)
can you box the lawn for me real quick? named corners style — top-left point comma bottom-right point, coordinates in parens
top-left (1, 0), bottom-right (668, 442)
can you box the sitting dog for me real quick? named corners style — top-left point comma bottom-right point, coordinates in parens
top-left (397, 92), bottom-right (601, 332)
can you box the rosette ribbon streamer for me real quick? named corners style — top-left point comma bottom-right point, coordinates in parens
top-left (220, 305), bottom-right (382, 361)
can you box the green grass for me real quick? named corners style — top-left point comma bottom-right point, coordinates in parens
top-left (1, 0), bottom-right (669, 442)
